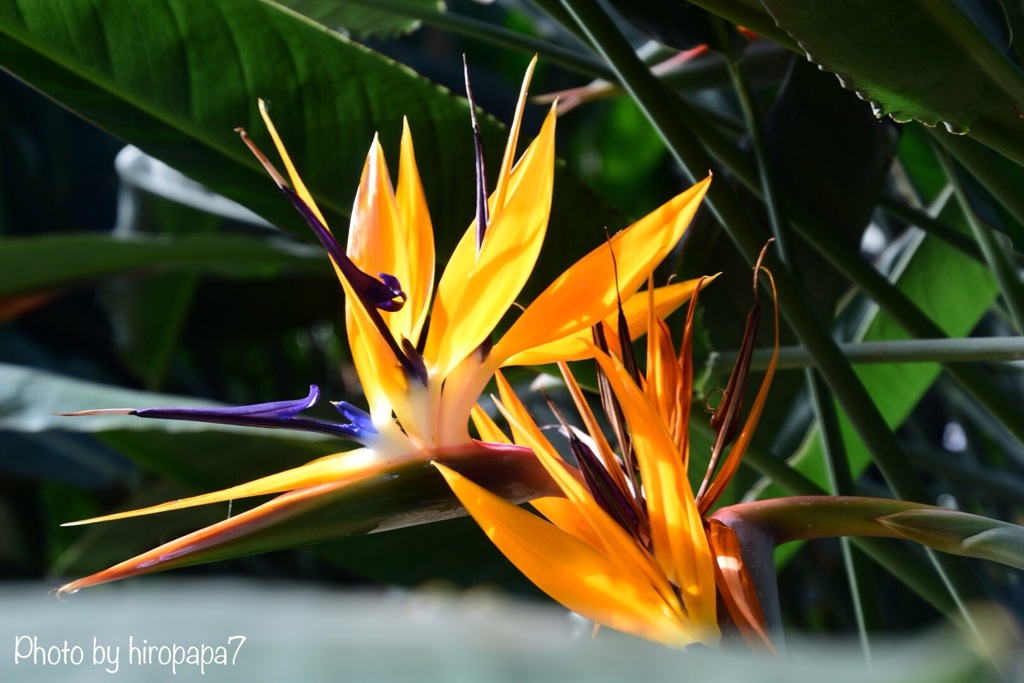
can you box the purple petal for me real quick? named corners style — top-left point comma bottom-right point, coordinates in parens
top-left (376, 273), bottom-right (408, 312)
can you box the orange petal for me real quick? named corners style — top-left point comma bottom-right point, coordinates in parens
top-left (62, 449), bottom-right (381, 525)
top-left (434, 462), bottom-right (698, 647)
top-left (395, 117), bottom-right (435, 345)
top-left (503, 279), bottom-right (705, 366)
top-left (493, 176), bottom-right (711, 364)
top-left (491, 55), bottom-right (538, 215)
top-left (342, 269), bottom-right (410, 426)
top-left (425, 105), bottom-right (557, 378)
top-left (591, 347), bottom-right (718, 632)
top-left (258, 100), bottom-right (327, 228)
top-left (529, 495), bottom-right (605, 554)
top-left (470, 404), bottom-right (510, 444)
top-left (491, 381), bottom-right (683, 613)
top-left (347, 136), bottom-right (406, 336)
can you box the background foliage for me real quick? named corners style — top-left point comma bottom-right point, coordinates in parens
top-left (2, 0), bottom-right (1023, 653)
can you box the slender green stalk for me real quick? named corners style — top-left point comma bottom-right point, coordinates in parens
top-left (711, 336), bottom-right (1024, 372)
top-left (878, 195), bottom-right (986, 265)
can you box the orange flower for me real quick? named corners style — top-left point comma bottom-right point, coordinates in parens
top-left (436, 256), bottom-right (779, 648)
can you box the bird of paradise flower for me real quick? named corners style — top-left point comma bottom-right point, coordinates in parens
top-left (434, 247), bottom-right (779, 649)
top-left (56, 58), bottom-right (713, 594)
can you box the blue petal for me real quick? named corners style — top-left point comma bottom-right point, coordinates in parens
top-left (332, 401), bottom-right (377, 435)
top-left (131, 386), bottom-right (371, 443)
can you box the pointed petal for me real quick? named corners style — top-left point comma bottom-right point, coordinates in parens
top-left (58, 441), bottom-right (555, 594)
top-left (424, 105), bottom-right (557, 378)
top-left (62, 449), bottom-right (381, 525)
top-left (646, 316), bottom-right (681, 433)
top-left (433, 462), bottom-right (697, 647)
top-left (343, 276), bottom-right (410, 424)
top-left (347, 130), bottom-right (432, 346)
top-left (342, 137), bottom-right (421, 421)
top-left (697, 270), bottom-right (779, 515)
top-left (347, 136), bottom-right (407, 333)
top-left (493, 176), bottom-right (711, 364)
top-left (675, 277), bottom-right (711, 467)
top-left (470, 404), bottom-right (510, 445)
top-left (491, 55), bottom-right (538, 214)
top-left (491, 378), bottom-right (682, 612)
top-left (590, 347), bottom-right (718, 632)
top-left (503, 279), bottom-right (705, 366)
top-left (396, 117), bottom-right (435, 344)
top-left (258, 100), bottom-right (327, 228)
top-left (529, 495), bottom-right (605, 554)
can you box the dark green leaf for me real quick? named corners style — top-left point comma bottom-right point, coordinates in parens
top-left (759, 0), bottom-right (1024, 133)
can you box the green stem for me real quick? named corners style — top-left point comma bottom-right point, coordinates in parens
top-left (690, 423), bottom-right (959, 614)
top-left (712, 498), bottom-right (958, 615)
top-left (878, 194), bottom-right (986, 266)
top-left (715, 497), bottom-right (925, 546)
top-left (710, 336), bottom-right (1024, 372)
top-left (714, 496), bottom-right (1024, 572)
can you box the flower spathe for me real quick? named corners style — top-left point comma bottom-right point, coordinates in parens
top-left (57, 58), bottom-right (712, 593)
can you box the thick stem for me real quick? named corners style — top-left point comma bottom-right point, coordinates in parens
top-left (711, 496), bottom-right (927, 546)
